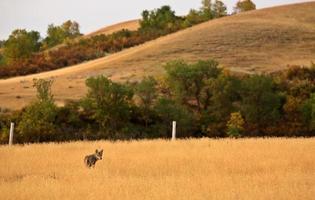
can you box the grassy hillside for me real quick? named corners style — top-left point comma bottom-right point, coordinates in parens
top-left (1, 138), bottom-right (314, 200)
top-left (85, 19), bottom-right (139, 37)
top-left (44, 20), bottom-right (140, 53)
top-left (0, 2), bottom-right (315, 110)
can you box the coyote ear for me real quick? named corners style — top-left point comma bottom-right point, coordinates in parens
top-left (95, 149), bottom-right (98, 153)
top-left (100, 149), bottom-right (103, 153)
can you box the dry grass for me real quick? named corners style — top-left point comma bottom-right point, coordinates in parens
top-left (85, 19), bottom-right (139, 37)
top-left (1, 2), bottom-right (315, 110)
top-left (0, 138), bottom-right (314, 200)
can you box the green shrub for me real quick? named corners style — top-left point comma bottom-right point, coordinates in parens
top-left (82, 76), bottom-right (133, 138)
top-left (3, 29), bottom-right (41, 64)
top-left (153, 98), bottom-right (195, 138)
top-left (301, 93), bottom-right (315, 130)
top-left (164, 59), bottom-right (221, 112)
top-left (240, 75), bottom-right (281, 125)
top-left (17, 79), bottom-right (58, 142)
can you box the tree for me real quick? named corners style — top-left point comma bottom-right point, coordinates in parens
top-left (201, 0), bottom-right (214, 20)
top-left (281, 95), bottom-right (305, 135)
top-left (43, 20), bottom-right (81, 48)
top-left (134, 77), bottom-right (158, 128)
top-left (240, 75), bottom-right (281, 125)
top-left (201, 74), bottom-right (241, 136)
top-left (212, 0), bottom-right (227, 18)
top-left (140, 5), bottom-right (181, 33)
top-left (182, 0), bottom-right (226, 28)
top-left (134, 76), bottom-right (157, 108)
top-left (164, 60), bottom-right (221, 112)
top-left (44, 24), bottom-right (65, 48)
top-left (54, 101), bottom-right (83, 140)
top-left (301, 93), bottom-right (315, 130)
top-left (61, 20), bottom-right (80, 38)
top-left (202, 0), bottom-right (212, 10)
top-left (283, 65), bottom-right (315, 100)
top-left (0, 40), bottom-right (4, 65)
top-left (3, 29), bottom-right (41, 64)
top-left (0, 40), bottom-right (5, 48)
top-left (0, 53), bottom-right (4, 66)
top-left (154, 98), bottom-right (194, 138)
top-left (203, 74), bottom-right (241, 120)
top-left (234, 0), bottom-right (256, 14)
top-left (17, 79), bottom-right (57, 142)
top-left (183, 9), bottom-right (204, 27)
top-left (226, 112), bottom-right (245, 138)
top-left (34, 79), bottom-right (54, 103)
top-left (82, 76), bottom-right (133, 136)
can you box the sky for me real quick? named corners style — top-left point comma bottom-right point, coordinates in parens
top-left (0, 0), bottom-right (312, 40)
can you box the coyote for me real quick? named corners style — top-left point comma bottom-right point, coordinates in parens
top-left (84, 149), bottom-right (103, 168)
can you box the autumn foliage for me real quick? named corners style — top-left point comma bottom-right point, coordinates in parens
top-left (0, 4), bottom-right (221, 78)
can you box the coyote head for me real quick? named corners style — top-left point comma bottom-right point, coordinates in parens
top-left (95, 149), bottom-right (103, 160)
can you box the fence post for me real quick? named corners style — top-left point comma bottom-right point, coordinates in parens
top-left (9, 122), bottom-right (14, 146)
top-left (172, 121), bottom-right (176, 140)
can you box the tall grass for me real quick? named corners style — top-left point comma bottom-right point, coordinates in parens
top-left (0, 138), bottom-right (314, 199)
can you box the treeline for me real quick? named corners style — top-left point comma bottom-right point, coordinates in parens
top-left (0, 59), bottom-right (314, 144)
top-left (0, 0), bottom-right (256, 78)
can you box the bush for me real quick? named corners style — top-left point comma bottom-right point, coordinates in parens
top-left (226, 112), bottom-right (245, 138)
top-left (301, 93), bottom-right (315, 131)
top-left (240, 75), bottom-right (281, 126)
top-left (133, 76), bottom-right (158, 128)
top-left (18, 101), bottom-right (57, 142)
top-left (234, 0), bottom-right (256, 14)
top-left (3, 29), bottom-right (41, 64)
top-left (17, 79), bottom-right (58, 142)
top-left (153, 98), bottom-right (195, 138)
top-left (82, 76), bottom-right (134, 138)
top-left (43, 20), bottom-right (81, 48)
top-left (54, 101), bottom-right (85, 141)
top-left (0, 114), bottom-right (10, 144)
top-left (164, 59), bottom-right (221, 112)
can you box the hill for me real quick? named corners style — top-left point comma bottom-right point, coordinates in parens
top-left (85, 19), bottom-right (139, 37)
top-left (0, 2), bottom-right (315, 110)
top-left (44, 19), bottom-right (140, 52)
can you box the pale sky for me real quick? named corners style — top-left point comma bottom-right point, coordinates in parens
top-left (0, 0), bottom-right (312, 40)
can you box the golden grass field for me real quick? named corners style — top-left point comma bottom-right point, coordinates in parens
top-left (0, 138), bottom-right (314, 200)
top-left (0, 2), bottom-right (315, 110)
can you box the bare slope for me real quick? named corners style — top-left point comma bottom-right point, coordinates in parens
top-left (85, 19), bottom-right (139, 37)
top-left (0, 2), bottom-right (315, 110)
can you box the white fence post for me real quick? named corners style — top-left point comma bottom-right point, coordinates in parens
top-left (9, 122), bottom-right (14, 146)
top-left (172, 121), bottom-right (176, 140)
